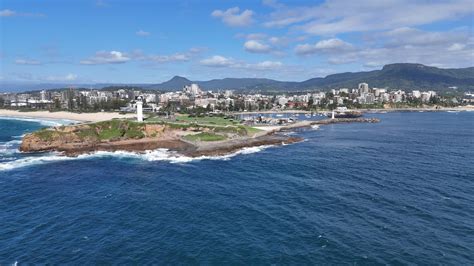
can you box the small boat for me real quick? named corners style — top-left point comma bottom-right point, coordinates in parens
top-left (327, 111), bottom-right (363, 118)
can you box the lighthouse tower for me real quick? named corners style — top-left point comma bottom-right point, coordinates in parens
top-left (136, 96), bottom-right (143, 122)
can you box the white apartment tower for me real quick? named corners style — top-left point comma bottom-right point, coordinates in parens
top-left (358, 83), bottom-right (369, 94)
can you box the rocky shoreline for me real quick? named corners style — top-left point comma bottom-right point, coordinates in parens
top-left (19, 118), bottom-right (379, 157)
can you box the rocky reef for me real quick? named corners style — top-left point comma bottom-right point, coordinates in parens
top-left (19, 117), bottom-right (379, 157)
top-left (19, 119), bottom-right (300, 157)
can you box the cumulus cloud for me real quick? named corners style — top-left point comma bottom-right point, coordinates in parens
top-left (200, 55), bottom-right (236, 67)
top-left (80, 51), bottom-right (130, 65)
top-left (136, 30), bottom-right (151, 37)
top-left (15, 58), bottom-right (42, 65)
top-left (211, 7), bottom-right (254, 27)
top-left (244, 40), bottom-right (272, 53)
top-left (253, 60), bottom-right (283, 70)
top-left (295, 38), bottom-right (353, 55)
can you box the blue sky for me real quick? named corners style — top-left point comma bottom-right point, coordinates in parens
top-left (1, 0), bottom-right (473, 84)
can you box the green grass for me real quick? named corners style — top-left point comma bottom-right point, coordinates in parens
top-left (76, 128), bottom-right (98, 140)
top-left (97, 128), bottom-right (123, 140)
top-left (85, 119), bottom-right (145, 140)
top-left (144, 116), bottom-right (261, 137)
top-left (241, 126), bottom-right (263, 135)
top-left (33, 129), bottom-right (57, 141)
top-left (31, 117), bottom-right (259, 144)
top-left (183, 132), bottom-right (227, 142)
top-left (124, 129), bottom-right (145, 139)
top-left (176, 115), bottom-right (237, 126)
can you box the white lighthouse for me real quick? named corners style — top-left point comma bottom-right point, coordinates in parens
top-left (136, 96), bottom-right (143, 122)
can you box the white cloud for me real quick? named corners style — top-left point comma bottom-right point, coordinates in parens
top-left (146, 53), bottom-right (190, 63)
top-left (45, 73), bottom-right (78, 82)
top-left (0, 9), bottom-right (44, 17)
top-left (326, 41), bottom-right (474, 68)
top-left (244, 40), bottom-right (272, 53)
top-left (295, 38), bottom-right (353, 55)
top-left (264, 0), bottom-right (474, 35)
top-left (15, 58), bottom-right (42, 65)
top-left (291, 26), bottom-right (474, 69)
top-left (133, 48), bottom-right (202, 64)
top-left (211, 7), bottom-right (254, 27)
top-left (200, 55), bottom-right (282, 70)
top-left (384, 27), bottom-right (468, 47)
top-left (0, 9), bottom-right (15, 17)
top-left (447, 43), bottom-right (466, 51)
top-left (200, 55), bottom-right (235, 67)
top-left (80, 51), bottom-right (130, 65)
top-left (253, 60), bottom-right (283, 70)
top-left (136, 30), bottom-right (151, 37)
top-left (268, 36), bottom-right (288, 46)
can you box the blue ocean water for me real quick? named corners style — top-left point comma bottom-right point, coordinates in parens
top-left (0, 112), bottom-right (473, 264)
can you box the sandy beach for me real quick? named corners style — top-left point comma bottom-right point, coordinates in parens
top-left (0, 109), bottom-right (136, 122)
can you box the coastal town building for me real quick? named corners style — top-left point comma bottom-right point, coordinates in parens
top-left (0, 82), bottom-right (468, 113)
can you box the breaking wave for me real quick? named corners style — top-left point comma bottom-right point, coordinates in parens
top-left (0, 145), bottom-right (275, 171)
top-left (0, 139), bottom-right (22, 155)
top-left (0, 116), bottom-right (77, 126)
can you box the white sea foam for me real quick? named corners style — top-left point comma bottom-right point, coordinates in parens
top-left (311, 125), bottom-right (320, 130)
top-left (0, 139), bottom-right (22, 155)
top-left (0, 145), bottom-right (275, 171)
top-left (0, 153), bottom-right (74, 171)
top-left (79, 145), bottom-right (275, 163)
top-left (0, 116), bottom-right (76, 126)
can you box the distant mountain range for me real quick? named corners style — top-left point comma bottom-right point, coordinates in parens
top-left (2, 63), bottom-right (473, 93)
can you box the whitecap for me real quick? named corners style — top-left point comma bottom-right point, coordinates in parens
top-left (0, 139), bottom-right (22, 155)
top-left (0, 145), bottom-right (276, 171)
top-left (79, 145), bottom-right (275, 163)
top-left (0, 153), bottom-right (75, 171)
top-left (0, 116), bottom-right (77, 126)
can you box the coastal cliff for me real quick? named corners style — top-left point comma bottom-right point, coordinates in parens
top-left (19, 117), bottom-right (379, 157)
top-left (19, 119), bottom-right (301, 157)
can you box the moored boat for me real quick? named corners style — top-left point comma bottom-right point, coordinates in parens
top-left (327, 111), bottom-right (363, 118)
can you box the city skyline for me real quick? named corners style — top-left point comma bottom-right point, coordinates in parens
top-left (1, 0), bottom-right (473, 85)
